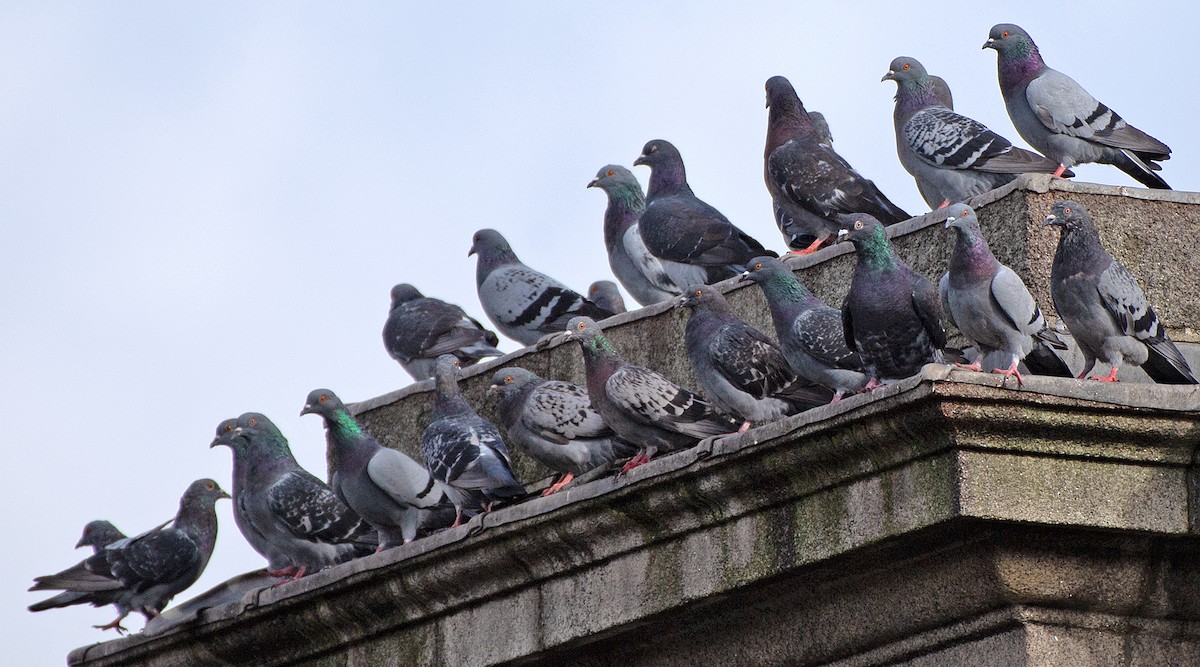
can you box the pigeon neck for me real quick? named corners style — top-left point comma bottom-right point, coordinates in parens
top-left (433, 379), bottom-right (474, 418)
top-left (578, 334), bottom-right (623, 392)
top-left (646, 162), bottom-right (690, 200)
top-left (475, 246), bottom-right (521, 283)
top-left (602, 184), bottom-right (646, 248)
top-left (998, 42), bottom-right (1045, 91)
top-left (175, 497), bottom-right (220, 554)
top-left (853, 232), bottom-right (898, 271)
top-left (949, 227), bottom-right (999, 283)
top-left (1053, 224), bottom-right (1111, 277)
top-left (765, 96), bottom-right (812, 155)
top-left (324, 408), bottom-right (379, 468)
top-left (761, 271), bottom-right (820, 316)
top-left (895, 78), bottom-right (941, 118)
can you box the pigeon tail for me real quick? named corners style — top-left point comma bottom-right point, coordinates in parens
top-left (1113, 150), bottom-right (1171, 190)
top-left (1141, 340), bottom-right (1198, 384)
top-left (1023, 344), bottom-right (1073, 378)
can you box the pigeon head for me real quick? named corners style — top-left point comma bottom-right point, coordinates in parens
top-left (633, 139), bottom-right (679, 169)
top-left (468, 228), bottom-right (518, 260)
top-left (234, 412), bottom-right (293, 459)
top-left (836, 214), bottom-right (888, 246)
top-left (1043, 200), bottom-right (1095, 235)
top-left (209, 417), bottom-right (242, 450)
top-left (943, 203), bottom-right (982, 233)
top-left (433, 354), bottom-right (463, 386)
top-left (76, 520), bottom-right (122, 549)
top-left (389, 284), bottom-right (423, 309)
top-left (301, 388), bottom-right (348, 419)
top-left (182, 479), bottom-right (231, 506)
top-left (764, 75), bottom-right (802, 110)
top-left (881, 56), bottom-right (928, 83)
top-left (983, 24), bottom-right (1038, 57)
top-left (634, 140), bottom-right (688, 196)
top-left (678, 284), bottom-right (731, 312)
top-left (587, 164), bottom-right (638, 191)
top-left (742, 256), bottom-right (793, 285)
top-left (487, 367), bottom-right (540, 397)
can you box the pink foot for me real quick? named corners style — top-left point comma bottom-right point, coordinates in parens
top-left (94, 617), bottom-right (129, 634)
top-left (862, 378), bottom-right (884, 391)
top-left (542, 472), bottom-right (575, 496)
top-left (736, 421), bottom-right (751, 434)
top-left (991, 361), bottom-right (1024, 387)
top-left (1087, 367), bottom-right (1120, 382)
top-left (267, 566), bottom-right (298, 578)
top-left (955, 361), bottom-right (983, 373)
top-left (1052, 164), bottom-right (1067, 179)
top-left (451, 509), bottom-right (463, 528)
top-left (620, 451), bottom-right (651, 474)
top-left (789, 236), bottom-right (829, 255)
top-left (937, 199), bottom-right (950, 209)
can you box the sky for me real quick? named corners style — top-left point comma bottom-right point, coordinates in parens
top-left (4, 3), bottom-right (1197, 663)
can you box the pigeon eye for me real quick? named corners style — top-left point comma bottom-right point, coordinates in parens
top-left (205, 482), bottom-right (215, 490)
top-left (854, 220), bottom-right (864, 230)
top-left (577, 322), bottom-right (586, 330)
top-left (1001, 31), bottom-right (1010, 38)
top-left (1064, 207), bottom-right (1071, 215)
top-left (695, 289), bottom-right (703, 297)
top-left (319, 394), bottom-right (327, 403)
top-left (248, 418), bottom-right (257, 426)
top-left (901, 63), bottom-right (910, 71)
top-left (606, 169), bottom-right (614, 177)
top-left (754, 262), bottom-right (762, 270)
top-left (505, 375), bottom-right (513, 384)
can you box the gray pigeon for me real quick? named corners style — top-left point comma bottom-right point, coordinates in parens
top-left (634, 139), bottom-right (776, 278)
top-left (838, 214), bottom-right (947, 385)
top-left (587, 280), bottom-right (627, 315)
top-left (470, 228), bottom-right (615, 346)
top-left (985, 23), bottom-right (1171, 189)
top-left (33, 480), bottom-right (229, 633)
top-left (588, 164), bottom-right (699, 305)
top-left (1045, 200), bottom-right (1196, 383)
top-left (807, 111), bottom-right (834, 148)
top-left (742, 256), bottom-right (868, 399)
top-left (383, 283), bottom-right (503, 381)
top-left (422, 355), bottom-right (526, 525)
top-left (765, 76), bottom-right (910, 254)
top-left (489, 367), bottom-right (637, 495)
top-left (884, 57), bottom-right (1065, 210)
top-left (939, 203), bottom-right (1072, 385)
top-left (679, 285), bottom-right (834, 431)
top-left (29, 521), bottom-right (129, 619)
top-left (212, 412), bottom-right (376, 580)
top-left (565, 316), bottom-right (739, 472)
top-left (302, 388), bottom-right (448, 548)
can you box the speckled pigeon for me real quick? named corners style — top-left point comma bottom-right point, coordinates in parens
top-left (985, 24), bottom-right (1171, 189)
top-left (679, 285), bottom-right (834, 431)
top-left (422, 355), bottom-right (526, 525)
top-left (29, 521), bottom-right (129, 618)
top-left (565, 316), bottom-right (739, 472)
top-left (212, 412), bottom-right (376, 580)
top-left (470, 228), bottom-right (615, 346)
top-left (383, 283), bottom-right (502, 381)
top-left (838, 214), bottom-right (947, 385)
top-left (489, 367), bottom-right (637, 495)
top-left (1045, 200), bottom-right (1195, 383)
top-left (939, 203), bottom-right (1072, 385)
top-left (588, 280), bottom-right (627, 315)
top-left (588, 164), bottom-right (702, 305)
top-left (634, 139), bottom-right (775, 279)
top-left (884, 57), bottom-right (1065, 210)
top-left (742, 256), bottom-right (868, 400)
top-left (302, 388), bottom-right (448, 548)
top-left (765, 76), bottom-right (910, 255)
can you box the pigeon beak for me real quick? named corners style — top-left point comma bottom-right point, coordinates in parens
top-left (75, 536), bottom-right (88, 549)
top-left (586, 177), bottom-right (599, 188)
top-left (300, 404), bottom-right (313, 416)
top-left (632, 154), bottom-right (648, 167)
top-left (209, 437), bottom-right (226, 449)
top-left (467, 245), bottom-right (477, 257)
top-left (881, 70), bottom-right (895, 82)
top-left (982, 38), bottom-right (995, 50)
top-left (943, 216), bottom-right (956, 229)
top-left (217, 490), bottom-right (232, 501)
top-left (836, 229), bottom-right (849, 242)
top-left (1042, 213), bottom-right (1058, 227)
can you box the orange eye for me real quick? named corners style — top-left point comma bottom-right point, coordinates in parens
top-left (319, 394), bottom-right (327, 403)
top-left (1064, 208), bottom-right (1071, 215)
top-left (901, 63), bottom-right (910, 71)
top-left (205, 482), bottom-right (215, 490)
top-left (248, 418), bottom-right (257, 426)
top-left (577, 321), bottom-right (586, 330)
top-left (695, 289), bottom-right (703, 297)
top-left (505, 375), bottom-right (513, 384)
top-left (1002, 31), bottom-right (1009, 38)
top-left (754, 262), bottom-right (762, 270)
top-left (854, 220), bottom-right (864, 230)
top-left (223, 424), bottom-right (232, 432)
top-left (606, 169), bottom-right (614, 177)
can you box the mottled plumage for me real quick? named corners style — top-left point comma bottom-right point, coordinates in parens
top-left (939, 203), bottom-right (1071, 385)
top-left (884, 57), bottom-right (1064, 210)
top-left (838, 215), bottom-right (947, 384)
top-left (588, 280), bottom-right (627, 315)
top-left (470, 228), bottom-right (615, 346)
top-left (680, 286), bottom-right (833, 430)
top-left (985, 23), bottom-right (1171, 189)
top-left (1045, 200), bottom-right (1195, 383)
top-left (635, 139), bottom-right (775, 279)
top-left (383, 283), bottom-right (502, 381)
top-left (742, 256), bottom-right (868, 399)
top-left (489, 367), bottom-right (637, 494)
top-left (302, 388), bottom-right (447, 548)
top-left (565, 316), bottom-right (739, 471)
top-left (765, 76), bottom-right (909, 254)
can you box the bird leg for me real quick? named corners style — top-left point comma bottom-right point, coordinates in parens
top-left (789, 235), bottom-right (828, 255)
top-left (736, 420), bottom-right (752, 434)
top-left (451, 509), bottom-right (464, 528)
top-left (271, 566), bottom-right (308, 586)
top-left (619, 451), bottom-right (651, 474)
top-left (938, 200), bottom-right (950, 209)
top-left (1052, 164), bottom-right (1067, 179)
top-left (1088, 366), bottom-right (1120, 382)
top-left (955, 360), bottom-right (983, 373)
top-left (830, 390), bottom-right (844, 403)
top-left (991, 359), bottom-right (1024, 387)
top-left (94, 616), bottom-right (129, 635)
top-left (267, 566), bottom-right (298, 578)
top-left (542, 472), bottom-right (575, 496)
top-left (862, 378), bottom-right (884, 391)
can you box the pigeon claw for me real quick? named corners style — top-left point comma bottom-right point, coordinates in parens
top-left (94, 617), bottom-right (129, 635)
top-left (955, 361), bottom-right (983, 373)
top-left (1088, 367), bottom-right (1120, 382)
top-left (789, 236), bottom-right (827, 256)
top-left (862, 378), bottom-right (884, 392)
top-left (619, 451), bottom-right (651, 475)
top-left (991, 362), bottom-right (1024, 388)
top-left (542, 472), bottom-right (575, 496)
top-left (1052, 164), bottom-right (1068, 179)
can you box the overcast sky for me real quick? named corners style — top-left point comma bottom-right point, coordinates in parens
top-left (5, 3), bottom-right (1196, 663)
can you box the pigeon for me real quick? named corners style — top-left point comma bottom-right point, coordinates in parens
top-left (1045, 200), bottom-right (1196, 383)
top-left (470, 228), bottom-right (616, 346)
top-left (31, 480), bottom-right (229, 633)
top-left (765, 76), bottom-right (910, 255)
top-left (939, 203), bottom-right (1072, 385)
top-left (588, 164), bottom-right (701, 305)
top-left (383, 283), bottom-right (503, 381)
top-left (742, 256), bottom-right (868, 400)
top-left (302, 388), bottom-right (448, 548)
top-left (634, 139), bottom-right (775, 280)
top-left (679, 285), bottom-right (834, 431)
top-left (883, 57), bottom-right (1066, 210)
top-left (838, 214), bottom-right (947, 385)
top-left (564, 316), bottom-right (739, 472)
top-left (984, 23), bottom-right (1171, 189)
top-left (29, 521), bottom-right (129, 617)
top-left (211, 412), bottom-right (377, 581)
top-left (588, 280), bottom-right (627, 315)
top-left (421, 355), bottom-right (526, 525)
top-left (489, 367), bottom-right (638, 495)
top-left (807, 111), bottom-right (834, 148)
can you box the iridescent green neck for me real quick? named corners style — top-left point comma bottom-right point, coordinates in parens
top-left (330, 408), bottom-right (365, 437)
top-left (855, 230), bottom-right (897, 271)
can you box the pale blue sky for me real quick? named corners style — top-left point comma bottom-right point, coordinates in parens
top-left (4, 3), bottom-right (1195, 663)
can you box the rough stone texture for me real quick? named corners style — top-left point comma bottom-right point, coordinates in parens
top-left (69, 181), bottom-right (1200, 667)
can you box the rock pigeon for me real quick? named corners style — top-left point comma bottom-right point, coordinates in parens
top-left (806, 111), bottom-right (834, 148)
top-left (1045, 200), bottom-right (1196, 383)
top-left (939, 203), bottom-right (1072, 385)
top-left (421, 355), bottom-right (526, 525)
top-left (587, 280), bottom-right (627, 315)
top-left (488, 367), bottom-right (638, 495)
top-left (883, 57), bottom-right (1066, 210)
top-left (383, 283), bottom-right (503, 381)
top-left (742, 256), bottom-right (868, 400)
top-left (588, 164), bottom-right (700, 305)
top-left (29, 521), bottom-right (128, 618)
top-left (838, 214), bottom-right (947, 385)
top-left (30, 480), bottom-right (229, 633)
top-left (634, 139), bottom-right (775, 279)
top-left (470, 228), bottom-right (615, 346)
top-left (765, 76), bottom-right (910, 254)
top-left (565, 316), bottom-right (739, 472)
top-left (984, 23), bottom-right (1171, 189)
top-left (302, 388), bottom-right (448, 548)
top-left (212, 412), bottom-right (376, 581)
top-left (679, 285), bottom-right (834, 431)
